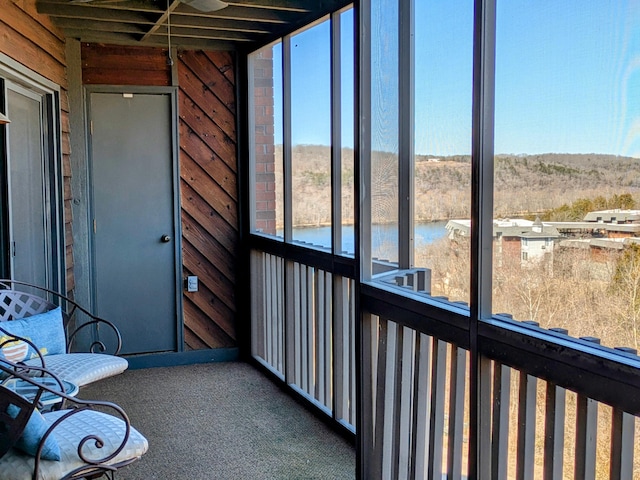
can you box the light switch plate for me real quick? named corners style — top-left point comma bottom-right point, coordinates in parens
top-left (186, 275), bottom-right (198, 292)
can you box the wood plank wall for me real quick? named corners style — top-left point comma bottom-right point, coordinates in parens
top-left (0, 0), bottom-right (74, 293)
top-left (177, 50), bottom-right (237, 350)
top-left (82, 43), bottom-right (238, 350)
top-left (81, 43), bottom-right (171, 86)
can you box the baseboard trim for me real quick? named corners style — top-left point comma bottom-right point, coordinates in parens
top-left (124, 348), bottom-right (240, 369)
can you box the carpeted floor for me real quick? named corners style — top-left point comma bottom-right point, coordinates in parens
top-left (81, 361), bottom-right (356, 480)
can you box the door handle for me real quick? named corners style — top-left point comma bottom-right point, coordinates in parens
top-left (161, 235), bottom-right (171, 243)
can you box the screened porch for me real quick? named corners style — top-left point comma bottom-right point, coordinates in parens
top-left (0, 0), bottom-right (639, 479)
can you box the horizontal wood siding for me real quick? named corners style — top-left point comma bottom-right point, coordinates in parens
top-left (81, 43), bottom-right (171, 86)
top-left (0, 0), bottom-right (74, 293)
top-left (178, 50), bottom-right (238, 350)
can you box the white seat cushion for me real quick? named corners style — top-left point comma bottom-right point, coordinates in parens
top-left (0, 408), bottom-right (148, 480)
top-left (25, 353), bottom-right (128, 387)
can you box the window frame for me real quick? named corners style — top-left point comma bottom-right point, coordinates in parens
top-left (0, 53), bottom-right (64, 292)
top-left (245, 0), bottom-right (640, 454)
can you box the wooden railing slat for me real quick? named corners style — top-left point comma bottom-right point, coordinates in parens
top-left (373, 317), bottom-right (388, 480)
top-left (325, 272), bottom-right (332, 408)
top-left (390, 323), bottom-right (404, 480)
top-left (516, 372), bottom-right (537, 480)
top-left (300, 264), bottom-right (309, 393)
top-left (276, 256), bottom-right (284, 372)
top-left (428, 338), bottom-right (447, 480)
top-left (575, 395), bottom-right (598, 480)
top-left (478, 356), bottom-right (493, 479)
top-left (411, 333), bottom-right (432, 480)
top-left (265, 254), bottom-right (273, 365)
top-left (382, 321), bottom-right (398, 480)
top-left (317, 269), bottom-right (325, 403)
top-left (349, 280), bottom-right (356, 425)
top-left (447, 345), bottom-right (467, 479)
top-left (306, 266), bottom-right (314, 396)
top-left (609, 409), bottom-right (635, 480)
top-left (491, 362), bottom-right (511, 479)
top-left (334, 275), bottom-right (347, 420)
top-left (397, 327), bottom-right (415, 480)
top-left (361, 313), bottom-right (376, 480)
top-left (543, 383), bottom-right (565, 480)
top-left (293, 263), bottom-right (301, 386)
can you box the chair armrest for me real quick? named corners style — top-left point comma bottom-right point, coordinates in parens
top-left (0, 357), bottom-right (70, 411)
top-left (0, 358), bottom-right (144, 480)
top-left (0, 279), bottom-right (123, 356)
top-left (66, 317), bottom-right (123, 356)
top-left (38, 398), bottom-right (132, 475)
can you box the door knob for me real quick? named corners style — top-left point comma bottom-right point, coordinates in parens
top-left (161, 234), bottom-right (171, 243)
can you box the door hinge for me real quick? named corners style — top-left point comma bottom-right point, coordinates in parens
top-left (93, 219), bottom-right (97, 234)
top-left (10, 241), bottom-right (15, 257)
top-left (90, 120), bottom-right (93, 135)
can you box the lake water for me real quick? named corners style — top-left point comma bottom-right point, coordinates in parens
top-left (290, 220), bottom-right (449, 254)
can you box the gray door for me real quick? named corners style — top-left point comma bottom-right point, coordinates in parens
top-left (89, 91), bottom-right (178, 355)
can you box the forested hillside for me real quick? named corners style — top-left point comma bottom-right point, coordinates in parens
top-left (414, 152), bottom-right (640, 221)
top-left (279, 144), bottom-right (640, 225)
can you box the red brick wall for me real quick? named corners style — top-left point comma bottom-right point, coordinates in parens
top-left (252, 49), bottom-right (276, 235)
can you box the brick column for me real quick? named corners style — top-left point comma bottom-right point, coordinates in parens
top-left (253, 49), bottom-right (276, 235)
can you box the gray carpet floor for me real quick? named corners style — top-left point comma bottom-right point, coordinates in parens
top-left (81, 361), bottom-right (356, 480)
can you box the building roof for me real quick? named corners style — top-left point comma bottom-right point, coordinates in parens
top-left (583, 209), bottom-right (640, 223)
top-left (548, 221), bottom-right (640, 234)
top-left (559, 237), bottom-right (627, 250)
top-left (445, 218), bottom-right (561, 239)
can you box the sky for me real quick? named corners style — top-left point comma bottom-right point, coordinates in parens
top-left (271, 1), bottom-right (640, 159)
top-left (272, 10), bottom-right (354, 148)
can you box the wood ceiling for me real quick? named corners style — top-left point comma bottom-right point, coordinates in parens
top-left (36, 0), bottom-right (349, 51)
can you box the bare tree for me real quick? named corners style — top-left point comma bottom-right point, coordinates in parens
top-left (610, 244), bottom-right (640, 351)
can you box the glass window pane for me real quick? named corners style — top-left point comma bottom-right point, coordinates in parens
top-left (370, 0), bottom-right (399, 268)
top-left (493, 1), bottom-right (640, 350)
top-left (250, 42), bottom-right (283, 238)
top-left (413, 0), bottom-right (473, 304)
top-left (8, 87), bottom-right (47, 286)
top-left (291, 20), bottom-right (332, 249)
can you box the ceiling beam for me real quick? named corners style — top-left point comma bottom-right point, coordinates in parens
top-left (225, 0), bottom-right (309, 12)
top-left (140, 0), bottom-right (178, 42)
top-left (38, 0), bottom-right (301, 23)
top-left (62, 28), bottom-right (240, 50)
top-left (37, 3), bottom-right (160, 21)
top-left (35, 0), bottom-right (352, 52)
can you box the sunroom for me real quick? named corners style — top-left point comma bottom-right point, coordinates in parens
top-left (1, 0), bottom-right (639, 478)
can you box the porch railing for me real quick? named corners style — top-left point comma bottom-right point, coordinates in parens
top-left (361, 312), bottom-right (639, 479)
top-left (250, 249), bottom-right (357, 430)
top-left (249, 245), bottom-right (640, 479)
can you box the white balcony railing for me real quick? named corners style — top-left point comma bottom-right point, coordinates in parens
top-left (250, 250), bottom-right (356, 429)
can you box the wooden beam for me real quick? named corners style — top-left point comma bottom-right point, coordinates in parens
top-left (64, 28), bottom-right (240, 49)
top-left (140, 0), bottom-right (177, 42)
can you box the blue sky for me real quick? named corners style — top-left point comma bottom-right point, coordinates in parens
top-left (273, 1), bottom-right (640, 158)
top-left (273, 10), bottom-right (354, 148)
top-left (494, 1), bottom-right (640, 157)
